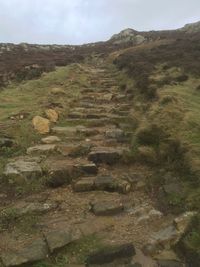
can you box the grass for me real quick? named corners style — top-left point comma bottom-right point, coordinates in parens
top-left (33, 235), bottom-right (103, 267)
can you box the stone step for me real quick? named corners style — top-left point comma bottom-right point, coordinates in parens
top-left (27, 144), bottom-right (57, 155)
top-left (73, 175), bottom-right (131, 194)
top-left (68, 112), bottom-right (109, 120)
top-left (57, 143), bottom-right (92, 157)
top-left (52, 125), bottom-right (99, 137)
top-left (90, 200), bottom-right (124, 216)
top-left (44, 159), bottom-right (98, 188)
top-left (4, 157), bottom-right (43, 181)
top-left (88, 147), bottom-right (129, 165)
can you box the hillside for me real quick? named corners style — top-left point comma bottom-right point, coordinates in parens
top-left (0, 22), bottom-right (200, 267)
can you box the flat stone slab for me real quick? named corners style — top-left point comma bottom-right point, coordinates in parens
top-left (57, 143), bottom-right (91, 157)
top-left (41, 136), bottom-right (61, 144)
top-left (44, 159), bottom-right (98, 188)
top-left (88, 147), bottom-right (126, 164)
top-left (90, 200), bottom-right (124, 216)
top-left (75, 162), bottom-right (98, 175)
top-left (4, 158), bottom-right (42, 180)
top-left (105, 129), bottom-right (124, 139)
top-left (73, 177), bottom-right (95, 192)
top-left (94, 175), bottom-right (118, 192)
top-left (52, 126), bottom-right (78, 135)
top-left (9, 201), bottom-right (58, 216)
top-left (86, 243), bottom-right (135, 265)
top-left (44, 229), bottom-right (73, 253)
top-left (72, 175), bottom-right (128, 193)
top-left (27, 144), bottom-right (57, 155)
top-left (44, 160), bottom-right (78, 187)
top-left (1, 239), bottom-right (48, 267)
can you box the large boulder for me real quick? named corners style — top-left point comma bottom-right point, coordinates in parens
top-left (32, 116), bottom-right (50, 134)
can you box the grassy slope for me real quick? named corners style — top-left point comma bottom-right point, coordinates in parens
top-left (112, 40), bottom-right (200, 263)
top-left (0, 63), bottom-right (90, 195)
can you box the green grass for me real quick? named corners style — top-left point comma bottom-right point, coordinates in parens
top-left (33, 235), bottom-right (103, 267)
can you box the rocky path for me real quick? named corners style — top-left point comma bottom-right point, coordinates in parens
top-left (0, 62), bottom-right (189, 267)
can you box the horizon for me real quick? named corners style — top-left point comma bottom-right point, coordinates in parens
top-left (1, 0), bottom-right (200, 45)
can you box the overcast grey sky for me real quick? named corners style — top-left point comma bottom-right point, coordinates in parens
top-left (0, 0), bottom-right (200, 45)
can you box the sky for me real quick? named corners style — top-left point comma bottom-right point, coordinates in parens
top-left (0, 0), bottom-right (200, 45)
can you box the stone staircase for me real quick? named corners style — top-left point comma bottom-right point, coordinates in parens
top-left (0, 63), bottom-right (186, 267)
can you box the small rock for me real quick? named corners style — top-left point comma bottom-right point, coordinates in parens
top-left (32, 116), bottom-right (50, 134)
top-left (41, 136), bottom-right (61, 144)
top-left (0, 137), bottom-right (14, 148)
top-left (174, 211), bottom-right (197, 234)
top-left (86, 243), bottom-right (136, 265)
top-left (50, 87), bottom-right (65, 95)
top-left (27, 144), bottom-right (56, 155)
top-left (90, 200), bottom-right (124, 216)
top-left (1, 239), bottom-right (48, 267)
top-left (45, 109), bottom-right (59, 122)
top-left (44, 229), bottom-right (72, 253)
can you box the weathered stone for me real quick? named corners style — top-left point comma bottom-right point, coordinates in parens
top-left (50, 87), bottom-right (65, 95)
top-left (88, 147), bottom-right (125, 164)
top-left (90, 200), bottom-right (124, 216)
top-left (173, 211), bottom-right (197, 234)
top-left (0, 137), bottom-right (14, 147)
top-left (41, 136), bottom-right (61, 144)
top-left (77, 127), bottom-right (99, 136)
top-left (1, 239), bottom-right (48, 267)
top-left (27, 144), bottom-right (56, 155)
top-left (105, 129), bottom-right (124, 139)
top-left (52, 126), bottom-right (77, 135)
top-left (12, 201), bottom-right (58, 216)
top-left (86, 243), bottom-right (135, 265)
top-left (4, 158), bottom-right (42, 180)
top-left (68, 112), bottom-right (84, 119)
top-left (44, 230), bottom-right (72, 253)
top-left (32, 116), bottom-right (50, 134)
top-left (57, 143), bottom-right (91, 157)
top-left (45, 109), bottom-right (59, 122)
top-left (73, 177), bottom-right (95, 192)
top-left (45, 160), bottom-right (78, 187)
top-left (154, 250), bottom-right (182, 262)
top-left (75, 163), bottom-right (98, 175)
top-left (94, 176), bottom-right (117, 192)
top-left (144, 225), bottom-right (179, 256)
